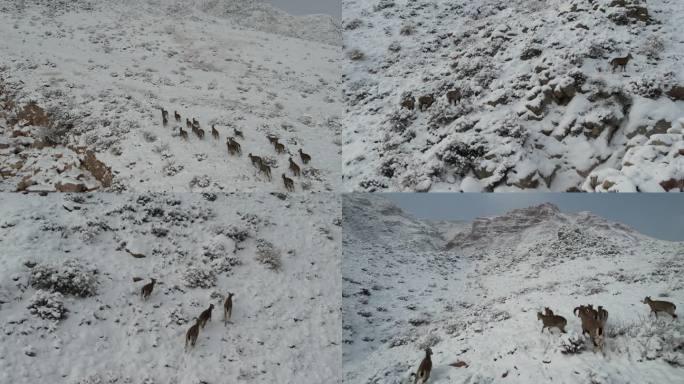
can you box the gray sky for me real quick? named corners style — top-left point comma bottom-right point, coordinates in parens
top-left (383, 193), bottom-right (684, 242)
top-left (268, 0), bottom-right (340, 19)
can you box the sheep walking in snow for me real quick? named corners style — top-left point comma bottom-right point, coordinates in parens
top-left (643, 296), bottom-right (677, 319)
top-left (140, 278), bottom-right (156, 300)
top-left (411, 347), bottom-right (432, 384)
top-left (224, 292), bottom-right (234, 325)
top-left (610, 53), bottom-right (633, 72)
top-left (282, 173), bottom-right (295, 192)
top-left (537, 311), bottom-right (567, 334)
top-left (185, 319), bottom-right (201, 351)
top-left (198, 304), bottom-right (214, 329)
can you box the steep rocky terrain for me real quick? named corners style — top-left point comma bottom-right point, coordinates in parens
top-left (342, 0), bottom-right (684, 192)
top-left (343, 195), bottom-right (684, 383)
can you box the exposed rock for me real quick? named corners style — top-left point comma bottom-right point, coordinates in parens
top-left (81, 150), bottom-right (113, 187)
top-left (520, 47), bottom-right (542, 60)
top-left (666, 86), bottom-right (684, 101)
top-left (660, 178), bottom-right (684, 192)
top-left (55, 181), bottom-right (87, 193)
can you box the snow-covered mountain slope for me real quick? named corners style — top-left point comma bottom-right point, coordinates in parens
top-left (0, 0), bottom-right (341, 193)
top-left (342, 0), bottom-right (684, 192)
top-left (0, 192), bottom-right (341, 384)
top-left (342, 195), bottom-right (684, 383)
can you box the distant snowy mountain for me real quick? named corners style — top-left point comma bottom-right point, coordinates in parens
top-left (342, 0), bottom-right (684, 192)
top-left (343, 195), bottom-right (684, 383)
top-left (0, 192), bottom-right (341, 384)
top-left (211, 0), bottom-right (341, 46)
top-left (0, 0), bottom-right (341, 192)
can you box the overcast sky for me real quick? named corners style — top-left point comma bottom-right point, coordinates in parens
top-left (382, 193), bottom-right (684, 242)
top-left (268, 0), bottom-right (340, 19)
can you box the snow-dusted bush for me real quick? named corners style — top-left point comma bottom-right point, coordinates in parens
top-left (28, 290), bottom-right (67, 320)
top-left (627, 72), bottom-right (674, 99)
top-left (400, 23), bottom-right (415, 35)
top-left (639, 34), bottom-right (665, 60)
top-left (141, 130), bottom-right (157, 142)
top-left (190, 175), bottom-right (211, 189)
top-left (348, 48), bottom-right (365, 61)
top-left (163, 161), bottom-right (183, 176)
top-left (559, 332), bottom-right (586, 354)
top-left (373, 0), bottom-right (395, 12)
top-left (202, 241), bottom-right (242, 273)
top-left (224, 225), bottom-right (250, 244)
top-left (255, 238), bottom-right (282, 271)
top-left (182, 265), bottom-right (216, 289)
top-left (29, 259), bottom-right (98, 297)
top-left (345, 18), bottom-right (362, 31)
top-left (72, 372), bottom-right (153, 384)
top-left (417, 333), bottom-right (441, 349)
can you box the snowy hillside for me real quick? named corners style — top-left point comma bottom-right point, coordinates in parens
top-left (0, 0), bottom-right (341, 193)
top-left (342, 0), bottom-right (684, 192)
top-left (0, 192), bottom-right (341, 384)
top-left (342, 195), bottom-right (684, 383)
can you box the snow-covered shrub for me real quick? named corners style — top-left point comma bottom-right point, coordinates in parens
top-left (585, 38), bottom-right (618, 59)
top-left (183, 266), bottom-right (216, 289)
top-left (151, 226), bottom-right (169, 237)
top-left (76, 220), bottom-right (110, 244)
top-left (255, 239), bottom-right (282, 271)
top-left (348, 48), bottom-right (365, 61)
top-left (560, 332), bottom-right (586, 354)
top-left (436, 139), bottom-right (486, 177)
top-left (417, 333), bottom-right (441, 349)
top-left (28, 290), bottom-right (67, 320)
top-left (627, 71), bottom-right (674, 99)
top-left (345, 18), bottom-right (362, 31)
top-left (72, 372), bottom-right (143, 384)
top-left (373, 0), bottom-right (395, 12)
top-left (167, 307), bottom-right (190, 326)
top-left (29, 259), bottom-right (98, 297)
top-left (400, 23), bottom-right (415, 35)
top-left (163, 161), bottom-right (184, 176)
top-left (203, 241), bottom-right (241, 273)
top-left (190, 175), bottom-right (211, 189)
top-left (141, 130), bottom-right (157, 142)
top-left (639, 34), bottom-right (665, 60)
top-left (223, 225), bottom-right (250, 244)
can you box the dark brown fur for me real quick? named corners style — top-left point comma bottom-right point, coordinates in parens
top-left (198, 304), bottom-right (214, 329)
top-left (185, 320), bottom-right (200, 351)
top-left (418, 94), bottom-right (435, 111)
top-left (282, 173), bottom-right (294, 191)
top-left (298, 148), bottom-right (311, 164)
top-left (141, 278), bottom-right (156, 300)
top-left (414, 348), bottom-right (432, 384)
top-left (288, 157), bottom-right (301, 177)
top-left (224, 293), bottom-right (234, 325)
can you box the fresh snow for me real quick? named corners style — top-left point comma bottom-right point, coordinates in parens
top-left (342, 0), bottom-right (684, 192)
top-left (343, 194), bottom-right (684, 383)
top-left (0, 0), bottom-right (341, 193)
top-left (0, 192), bottom-right (341, 384)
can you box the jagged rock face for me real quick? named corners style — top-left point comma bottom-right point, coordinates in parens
top-left (445, 202), bottom-right (642, 250)
top-left (343, 195), bottom-right (445, 250)
top-left (447, 203), bottom-right (565, 248)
